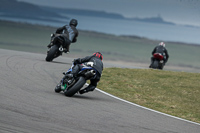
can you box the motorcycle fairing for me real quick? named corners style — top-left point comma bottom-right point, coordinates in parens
top-left (153, 53), bottom-right (164, 60)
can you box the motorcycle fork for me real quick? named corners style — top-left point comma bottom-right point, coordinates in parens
top-left (61, 83), bottom-right (67, 91)
top-left (60, 78), bottom-right (68, 91)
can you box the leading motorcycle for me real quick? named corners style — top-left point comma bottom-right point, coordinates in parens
top-left (150, 53), bottom-right (165, 69)
top-left (45, 34), bottom-right (66, 62)
top-left (55, 62), bottom-right (97, 97)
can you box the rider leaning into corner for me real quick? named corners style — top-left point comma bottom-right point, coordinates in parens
top-left (47, 19), bottom-right (79, 53)
top-left (62, 52), bottom-right (103, 94)
top-left (149, 42), bottom-right (169, 68)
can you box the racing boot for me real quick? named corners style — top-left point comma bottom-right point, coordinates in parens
top-left (79, 89), bottom-right (88, 94)
top-left (63, 48), bottom-right (69, 54)
top-left (63, 44), bottom-right (70, 54)
top-left (79, 85), bottom-right (95, 94)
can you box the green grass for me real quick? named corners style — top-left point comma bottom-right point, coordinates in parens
top-left (0, 20), bottom-right (200, 123)
top-left (98, 68), bottom-right (200, 123)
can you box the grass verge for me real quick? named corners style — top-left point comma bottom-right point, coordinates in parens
top-left (98, 68), bottom-right (200, 123)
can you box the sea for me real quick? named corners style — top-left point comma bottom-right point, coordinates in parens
top-left (1, 14), bottom-right (200, 45)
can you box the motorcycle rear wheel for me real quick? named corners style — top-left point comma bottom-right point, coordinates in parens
top-left (64, 76), bottom-right (86, 97)
top-left (45, 45), bottom-right (59, 62)
top-left (152, 60), bottom-right (159, 69)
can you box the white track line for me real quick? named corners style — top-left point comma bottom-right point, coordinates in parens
top-left (95, 88), bottom-right (200, 126)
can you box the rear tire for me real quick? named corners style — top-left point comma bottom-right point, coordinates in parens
top-left (64, 76), bottom-right (86, 97)
top-left (152, 60), bottom-right (159, 69)
top-left (46, 45), bottom-right (59, 62)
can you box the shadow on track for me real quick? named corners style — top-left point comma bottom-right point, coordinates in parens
top-left (50, 61), bottom-right (72, 65)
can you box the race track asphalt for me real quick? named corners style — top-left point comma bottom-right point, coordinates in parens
top-left (0, 49), bottom-right (199, 133)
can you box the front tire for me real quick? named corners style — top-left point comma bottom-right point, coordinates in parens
top-left (55, 84), bottom-right (61, 93)
top-left (46, 45), bottom-right (59, 62)
top-left (64, 76), bottom-right (86, 97)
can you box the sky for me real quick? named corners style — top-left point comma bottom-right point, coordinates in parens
top-left (17, 0), bottom-right (200, 27)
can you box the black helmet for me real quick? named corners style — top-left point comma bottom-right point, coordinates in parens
top-left (93, 52), bottom-right (103, 60)
top-left (69, 19), bottom-right (78, 27)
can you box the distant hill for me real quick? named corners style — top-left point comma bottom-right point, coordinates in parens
top-left (42, 6), bottom-right (175, 25)
top-left (0, 0), bottom-right (64, 22)
top-left (41, 7), bottom-right (125, 19)
top-left (0, 0), bottom-right (175, 25)
top-left (130, 15), bottom-right (175, 25)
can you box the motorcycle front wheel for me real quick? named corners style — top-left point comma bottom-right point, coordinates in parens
top-left (55, 84), bottom-right (61, 93)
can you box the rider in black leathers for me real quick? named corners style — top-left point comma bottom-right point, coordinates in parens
top-left (67, 52), bottom-right (103, 94)
top-left (47, 19), bottom-right (79, 53)
top-left (150, 42), bottom-right (169, 68)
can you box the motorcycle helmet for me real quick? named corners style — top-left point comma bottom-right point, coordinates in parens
top-left (159, 42), bottom-right (165, 47)
top-left (93, 52), bottom-right (103, 61)
top-left (69, 19), bottom-right (78, 27)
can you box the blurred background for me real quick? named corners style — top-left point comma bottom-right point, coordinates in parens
top-left (0, 0), bottom-right (200, 72)
top-left (2, 0), bottom-right (200, 44)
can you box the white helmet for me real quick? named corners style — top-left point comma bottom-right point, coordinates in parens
top-left (159, 42), bottom-right (165, 47)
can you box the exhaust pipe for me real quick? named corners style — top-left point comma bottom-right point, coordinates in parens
top-left (85, 70), bottom-right (96, 77)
